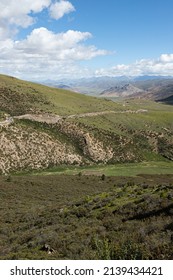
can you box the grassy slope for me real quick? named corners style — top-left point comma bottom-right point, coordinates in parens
top-left (0, 74), bottom-right (121, 115)
top-left (0, 74), bottom-right (172, 122)
top-left (0, 173), bottom-right (173, 259)
top-left (0, 74), bottom-right (172, 115)
top-left (66, 98), bottom-right (173, 131)
top-left (67, 99), bottom-right (173, 162)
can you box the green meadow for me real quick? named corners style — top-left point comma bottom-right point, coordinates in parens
top-left (32, 161), bottom-right (173, 177)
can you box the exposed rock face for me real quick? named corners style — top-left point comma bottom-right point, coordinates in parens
top-left (83, 132), bottom-right (114, 162)
top-left (0, 125), bottom-right (82, 174)
top-left (0, 120), bottom-right (115, 174)
top-left (54, 121), bottom-right (114, 163)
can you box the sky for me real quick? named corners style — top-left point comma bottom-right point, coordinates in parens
top-left (1, 0), bottom-right (173, 81)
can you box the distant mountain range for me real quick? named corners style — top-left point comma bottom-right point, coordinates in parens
top-left (41, 76), bottom-right (173, 104)
top-left (41, 76), bottom-right (133, 95)
top-left (100, 79), bottom-right (173, 104)
top-left (100, 83), bottom-right (144, 97)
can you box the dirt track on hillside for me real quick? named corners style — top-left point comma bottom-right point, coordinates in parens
top-left (0, 109), bottom-right (148, 126)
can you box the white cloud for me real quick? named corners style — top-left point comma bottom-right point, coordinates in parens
top-left (15, 28), bottom-right (94, 56)
top-left (95, 54), bottom-right (173, 77)
top-left (0, 0), bottom-right (76, 40)
top-left (49, 0), bottom-right (75, 20)
top-left (160, 54), bottom-right (173, 63)
top-left (0, 1), bottom-right (109, 80)
top-left (0, 27), bottom-right (108, 80)
top-left (0, 0), bottom-right (51, 28)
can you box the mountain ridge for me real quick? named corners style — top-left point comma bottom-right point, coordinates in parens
top-left (40, 75), bottom-right (173, 98)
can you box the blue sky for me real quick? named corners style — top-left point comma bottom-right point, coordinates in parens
top-left (0, 0), bottom-right (173, 80)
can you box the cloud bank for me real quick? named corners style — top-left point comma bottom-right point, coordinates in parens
top-left (0, 27), bottom-right (108, 79)
top-left (95, 55), bottom-right (173, 77)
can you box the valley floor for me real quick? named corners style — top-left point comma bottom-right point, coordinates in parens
top-left (32, 161), bottom-right (173, 177)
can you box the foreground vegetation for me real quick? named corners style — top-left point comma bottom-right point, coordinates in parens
top-left (0, 172), bottom-right (173, 260)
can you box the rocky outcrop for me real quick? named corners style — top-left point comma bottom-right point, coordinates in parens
top-left (0, 124), bottom-right (82, 174)
top-left (82, 132), bottom-right (114, 162)
top-left (54, 120), bottom-right (114, 163)
top-left (0, 119), bottom-right (115, 174)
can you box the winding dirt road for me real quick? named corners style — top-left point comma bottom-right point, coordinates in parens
top-left (0, 109), bottom-right (148, 126)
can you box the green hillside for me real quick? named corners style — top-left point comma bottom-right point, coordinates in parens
top-left (0, 74), bottom-right (173, 174)
top-left (0, 74), bottom-right (121, 116)
top-left (0, 173), bottom-right (173, 259)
